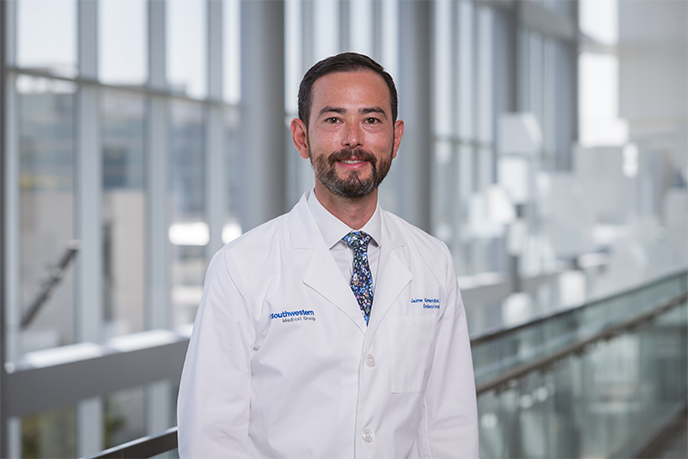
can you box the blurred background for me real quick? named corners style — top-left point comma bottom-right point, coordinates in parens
top-left (0, 0), bottom-right (686, 457)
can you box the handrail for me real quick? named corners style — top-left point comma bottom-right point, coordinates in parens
top-left (82, 427), bottom-right (177, 459)
top-left (470, 268), bottom-right (687, 345)
top-left (475, 291), bottom-right (688, 395)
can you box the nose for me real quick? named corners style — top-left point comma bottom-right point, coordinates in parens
top-left (343, 122), bottom-right (363, 148)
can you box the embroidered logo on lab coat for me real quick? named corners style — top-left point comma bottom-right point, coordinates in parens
top-left (270, 309), bottom-right (316, 323)
top-left (411, 298), bottom-right (440, 309)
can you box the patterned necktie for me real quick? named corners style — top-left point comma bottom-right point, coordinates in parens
top-left (342, 231), bottom-right (374, 325)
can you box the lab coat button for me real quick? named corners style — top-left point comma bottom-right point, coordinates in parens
top-left (365, 354), bottom-right (376, 367)
top-left (361, 429), bottom-right (375, 443)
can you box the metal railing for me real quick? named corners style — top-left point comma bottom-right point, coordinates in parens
top-left (475, 269), bottom-right (687, 458)
top-left (83, 269), bottom-right (688, 459)
top-left (470, 269), bottom-right (688, 388)
top-left (475, 290), bottom-right (687, 395)
top-left (83, 427), bottom-right (178, 459)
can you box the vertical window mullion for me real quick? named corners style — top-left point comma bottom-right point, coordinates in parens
top-left (75, 0), bottom-right (103, 455)
top-left (3, 1), bottom-right (24, 454)
top-left (146, 0), bottom-right (169, 331)
top-left (144, 0), bottom-right (172, 439)
top-left (432, 0), bottom-right (453, 241)
top-left (206, 0), bottom-right (224, 258)
top-left (3, 0), bottom-right (20, 365)
top-left (76, 0), bottom-right (101, 344)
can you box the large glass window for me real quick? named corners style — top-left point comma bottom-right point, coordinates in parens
top-left (101, 90), bottom-right (146, 338)
top-left (169, 101), bottom-right (206, 326)
top-left (4, 0), bottom-right (242, 455)
top-left (432, 1), bottom-right (503, 276)
top-left (17, 75), bottom-right (77, 354)
top-left (167, 0), bottom-right (207, 98)
top-left (223, 0), bottom-right (241, 104)
top-left (98, 0), bottom-right (148, 85)
top-left (16, 0), bottom-right (77, 76)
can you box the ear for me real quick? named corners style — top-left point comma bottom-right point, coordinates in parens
top-left (392, 120), bottom-right (404, 159)
top-left (290, 118), bottom-right (310, 159)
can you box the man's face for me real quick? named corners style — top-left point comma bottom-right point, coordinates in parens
top-left (293, 70), bottom-right (404, 200)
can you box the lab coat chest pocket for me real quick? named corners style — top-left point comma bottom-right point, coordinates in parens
top-left (387, 316), bottom-right (438, 393)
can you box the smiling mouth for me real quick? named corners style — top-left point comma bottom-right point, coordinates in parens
top-left (328, 147), bottom-right (377, 168)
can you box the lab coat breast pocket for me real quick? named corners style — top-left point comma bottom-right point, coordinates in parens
top-left (387, 316), bottom-right (438, 393)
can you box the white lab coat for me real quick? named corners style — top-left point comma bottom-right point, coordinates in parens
top-left (178, 192), bottom-right (479, 458)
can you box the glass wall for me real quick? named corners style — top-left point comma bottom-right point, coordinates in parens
top-left (431, 1), bottom-right (504, 277)
top-left (169, 101), bottom-right (206, 327)
top-left (98, 0), bottom-right (147, 85)
top-left (18, 76), bottom-right (77, 353)
top-left (101, 90), bottom-right (146, 339)
top-left (16, 0), bottom-right (77, 77)
top-left (476, 300), bottom-right (687, 458)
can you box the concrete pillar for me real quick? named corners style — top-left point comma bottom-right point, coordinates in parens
top-left (240, 0), bottom-right (286, 230)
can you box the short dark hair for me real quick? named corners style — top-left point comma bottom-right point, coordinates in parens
top-left (298, 52), bottom-right (398, 126)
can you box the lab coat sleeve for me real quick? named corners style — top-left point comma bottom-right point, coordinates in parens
top-left (421, 246), bottom-right (479, 458)
top-left (178, 248), bottom-right (255, 458)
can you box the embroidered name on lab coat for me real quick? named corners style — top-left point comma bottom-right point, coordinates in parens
top-left (270, 309), bottom-right (316, 323)
top-left (411, 298), bottom-right (440, 309)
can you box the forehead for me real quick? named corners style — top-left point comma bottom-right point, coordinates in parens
top-left (310, 70), bottom-right (391, 114)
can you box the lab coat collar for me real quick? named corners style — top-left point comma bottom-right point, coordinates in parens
top-left (306, 189), bottom-right (382, 250)
top-left (289, 191), bottom-right (412, 336)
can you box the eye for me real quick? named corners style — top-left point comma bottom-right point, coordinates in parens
top-left (365, 117), bottom-right (380, 125)
top-left (325, 117), bottom-right (340, 124)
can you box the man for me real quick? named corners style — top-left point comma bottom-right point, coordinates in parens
top-left (178, 52), bottom-right (479, 458)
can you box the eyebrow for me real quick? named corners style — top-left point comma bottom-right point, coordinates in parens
top-left (360, 107), bottom-right (388, 119)
top-left (318, 106), bottom-right (389, 120)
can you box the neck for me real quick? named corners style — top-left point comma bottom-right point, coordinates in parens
top-left (313, 184), bottom-right (378, 230)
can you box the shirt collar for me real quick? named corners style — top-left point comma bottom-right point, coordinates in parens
top-left (307, 189), bottom-right (381, 250)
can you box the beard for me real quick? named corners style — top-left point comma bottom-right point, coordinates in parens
top-left (310, 145), bottom-right (393, 199)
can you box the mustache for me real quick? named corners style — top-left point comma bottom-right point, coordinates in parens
top-left (328, 148), bottom-right (377, 166)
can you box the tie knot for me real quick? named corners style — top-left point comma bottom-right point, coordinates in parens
top-left (342, 231), bottom-right (371, 253)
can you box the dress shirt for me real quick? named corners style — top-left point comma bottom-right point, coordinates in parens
top-left (307, 190), bottom-right (381, 292)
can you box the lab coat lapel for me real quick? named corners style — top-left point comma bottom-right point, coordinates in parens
top-left (367, 214), bottom-right (412, 337)
top-left (289, 196), bottom-right (368, 332)
top-left (304, 249), bottom-right (368, 332)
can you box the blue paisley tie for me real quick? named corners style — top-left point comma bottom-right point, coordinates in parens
top-left (342, 231), bottom-right (374, 325)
